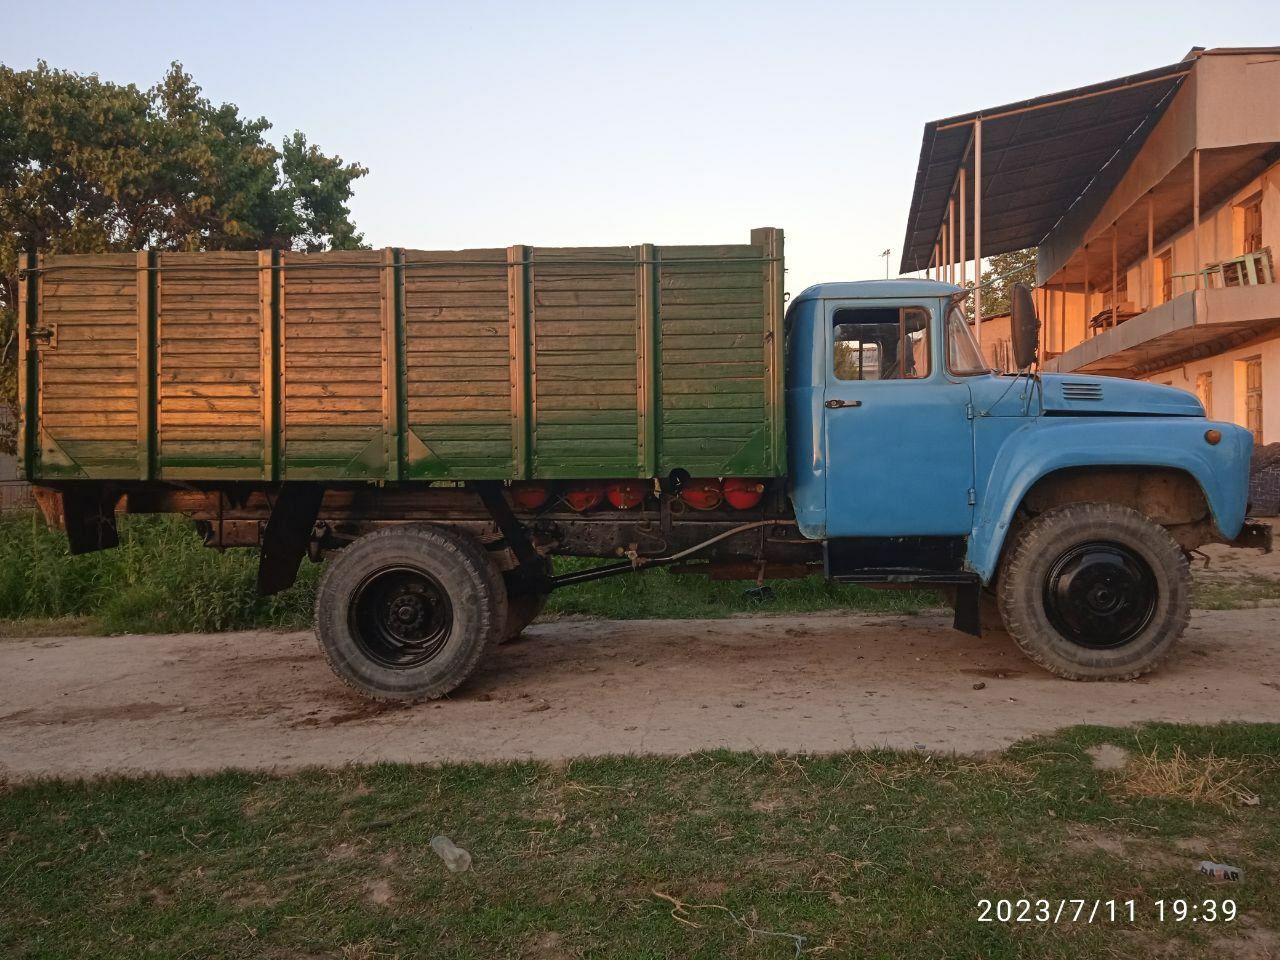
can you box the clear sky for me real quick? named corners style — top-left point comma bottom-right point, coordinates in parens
top-left (2, 0), bottom-right (1273, 294)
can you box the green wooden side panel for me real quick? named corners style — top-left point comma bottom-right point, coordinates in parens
top-left (280, 250), bottom-right (385, 480)
top-left (29, 253), bottom-right (142, 480)
top-left (656, 244), bottom-right (773, 477)
top-left (400, 248), bottom-right (515, 480)
top-left (26, 231), bottom-right (786, 483)
top-left (530, 247), bottom-right (640, 479)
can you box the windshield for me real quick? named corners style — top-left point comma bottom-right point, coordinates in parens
top-left (946, 304), bottom-right (991, 376)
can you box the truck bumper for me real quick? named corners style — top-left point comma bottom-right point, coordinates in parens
top-left (1229, 520), bottom-right (1273, 552)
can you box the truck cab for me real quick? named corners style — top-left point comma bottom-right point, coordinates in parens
top-left (785, 279), bottom-right (1267, 679)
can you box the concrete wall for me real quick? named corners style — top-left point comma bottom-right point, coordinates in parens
top-left (1145, 335), bottom-right (1280, 444)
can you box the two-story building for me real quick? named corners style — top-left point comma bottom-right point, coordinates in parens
top-left (900, 47), bottom-right (1280, 445)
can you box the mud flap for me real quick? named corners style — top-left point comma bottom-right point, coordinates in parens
top-left (952, 582), bottom-right (982, 637)
top-left (257, 484), bottom-right (325, 596)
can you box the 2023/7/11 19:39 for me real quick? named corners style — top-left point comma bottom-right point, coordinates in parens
top-left (976, 899), bottom-right (1237, 923)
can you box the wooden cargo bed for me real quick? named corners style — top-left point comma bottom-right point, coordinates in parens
top-left (19, 228), bottom-right (784, 483)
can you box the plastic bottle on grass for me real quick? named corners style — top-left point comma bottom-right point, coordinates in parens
top-left (1197, 861), bottom-right (1243, 882)
top-left (431, 836), bottom-right (472, 873)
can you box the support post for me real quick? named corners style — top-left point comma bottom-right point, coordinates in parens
top-left (972, 118), bottom-right (983, 345)
top-left (17, 251), bottom-right (38, 479)
top-left (947, 198), bottom-right (956, 285)
top-left (1192, 149), bottom-right (1202, 291)
top-left (1147, 196), bottom-right (1155, 309)
top-left (959, 166), bottom-right (967, 289)
top-left (258, 249), bottom-right (278, 481)
top-left (379, 246), bottom-right (403, 481)
top-left (507, 244), bottom-right (532, 480)
top-left (752, 227), bottom-right (785, 475)
top-left (1111, 228), bottom-right (1119, 328)
top-left (635, 243), bottom-right (657, 477)
top-left (1084, 244), bottom-right (1091, 337)
top-left (1058, 281), bottom-right (1065, 355)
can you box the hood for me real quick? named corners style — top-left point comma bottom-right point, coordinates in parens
top-left (1039, 374), bottom-right (1204, 417)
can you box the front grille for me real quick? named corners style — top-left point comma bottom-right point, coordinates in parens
top-left (1061, 380), bottom-right (1104, 401)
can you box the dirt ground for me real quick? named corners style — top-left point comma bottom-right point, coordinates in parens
top-left (2, 595), bottom-right (1278, 781)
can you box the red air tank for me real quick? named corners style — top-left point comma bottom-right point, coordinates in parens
top-left (723, 478), bottom-right (766, 510)
top-left (678, 478), bottom-right (723, 510)
top-left (606, 480), bottom-right (647, 509)
top-left (564, 484), bottom-right (604, 512)
top-left (511, 484), bottom-right (550, 510)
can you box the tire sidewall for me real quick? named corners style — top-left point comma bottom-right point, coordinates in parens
top-left (998, 503), bottom-right (1190, 679)
top-left (316, 525), bottom-right (506, 700)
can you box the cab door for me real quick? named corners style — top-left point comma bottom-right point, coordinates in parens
top-left (822, 299), bottom-right (974, 537)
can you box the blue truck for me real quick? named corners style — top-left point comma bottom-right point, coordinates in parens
top-left (19, 232), bottom-right (1270, 700)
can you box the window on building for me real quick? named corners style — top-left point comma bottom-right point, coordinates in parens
top-left (1158, 249), bottom-right (1173, 303)
top-left (833, 306), bottom-right (930, 381)
top-left (1196, 371), bottom-right (1213, 418)
top-left (1245, 357), bottom-right (1264, 445)
top-left (1243, 197), bottom-right (1263, 255)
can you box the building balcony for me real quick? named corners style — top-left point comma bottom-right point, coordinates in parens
top-left (1044, 282), bottom-right (1280, 377)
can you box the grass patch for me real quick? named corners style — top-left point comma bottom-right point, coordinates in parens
top-left (1116, 744), bottom-right (1265, 809)
top-left (1, 724), bottom-right (1277, 958)
top-left (0, 512), bottom-right (317, 635)
top-left (544, 556), bottom-right (936, 620)
top-left (1193, 573), bottom-right (1280, 610)
top-left (0, 512), bottom-right (936, 637)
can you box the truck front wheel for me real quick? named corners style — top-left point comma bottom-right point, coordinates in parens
top-left (997, 502), bottom-right (1191, 680)
top-left (314, 525), bottom-right (507, 701)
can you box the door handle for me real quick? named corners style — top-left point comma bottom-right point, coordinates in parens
top-left (825, 398), bottom-right (862, 409)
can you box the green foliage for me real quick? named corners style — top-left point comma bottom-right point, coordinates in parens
top-left (964, 247), bottom-right (1037, 317)
top-left (0, 513), bottom-right (317, 633)
top-left (0, 304), bottom-right (14, 451)
top-left (0, 60), bottom-right (369, 452)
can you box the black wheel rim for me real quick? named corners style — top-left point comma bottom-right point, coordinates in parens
top-left (349, 566), bottom-right (453, 669)
top-left (1043, 540), bottom-right (1157, 649)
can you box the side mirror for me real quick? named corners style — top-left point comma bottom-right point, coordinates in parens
top-left (1010, 283), bottom-right (1041, 370)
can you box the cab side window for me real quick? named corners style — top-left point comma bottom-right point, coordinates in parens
top-left (832, 306), bottom-right (930, 381)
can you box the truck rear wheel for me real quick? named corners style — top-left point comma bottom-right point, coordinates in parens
top-left (314, 525), bottom-right (507, 701)
top-left (997, 502), bottom-right (1190, 680)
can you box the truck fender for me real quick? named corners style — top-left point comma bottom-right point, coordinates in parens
top-left (966, 417), bottom-right (1253, 583)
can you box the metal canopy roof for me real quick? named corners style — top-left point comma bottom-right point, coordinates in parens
top-left (899, 58), bottom-right (1195, 275)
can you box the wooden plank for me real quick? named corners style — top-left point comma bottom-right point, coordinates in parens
top-left (660, 287), bottom-right (763, 306)
top-left (258, 249), bottom-right (275, 480)
top-left (288, 381), bottom-right (381, 396)
top-left (162, 397), bottom-right (262, 413)
top-left (658, 271), bottom-right (763, 289)
top-left (659, 304), bottom-right (764, 322)
top-left (385, 247), bottom-right (404, 481)
top-left (534, 305), bottom-right (636, 322)
top-left (752, 226), bottom-right (785, 474)
top-left (661, 317), bottom-right (767, 336)
top-left (536, 394), bottom-right (635, 411)
top-left (407, 395), bottom-right (511, 413)
top-left (289, 396), bottom-right (383, 413)
top-left (508, 244), bottom-right (530, 479)
top-left (44, 397), bottom-right (137, 413)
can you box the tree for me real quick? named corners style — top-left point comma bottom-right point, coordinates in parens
top-left (964, 248), bottom-right (1037, 316)
top-left (0, 61), bottom-right (369, 453)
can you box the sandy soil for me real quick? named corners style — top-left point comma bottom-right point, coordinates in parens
top-left (2, 600), bottom-right (1278, 781)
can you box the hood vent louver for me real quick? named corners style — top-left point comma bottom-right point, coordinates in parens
top-left (1061, 380), bottom-right (1105, 402)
